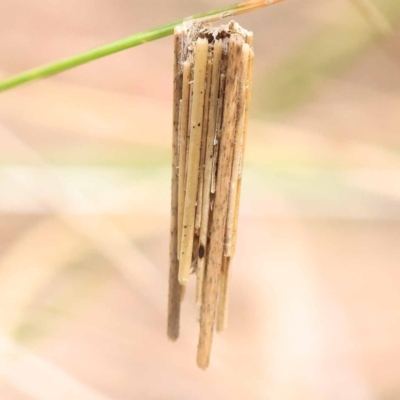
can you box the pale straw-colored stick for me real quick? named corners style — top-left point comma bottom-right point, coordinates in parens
top-left (177, 61), bottom-right (192, 257)
top-left (197, 34), bottom-right (243, 370)
top-left (178, 38), bottom-right (209, 285)
top-left (224, 43), bottom-right (250, 257)
top-left (195, 61), bottom-right (213, 232)
top-left (216, 42), bottom-right (251, 332)
top-left (216, 256), bottom-right (231, 332)
top-left (196, 40), bottom-right (223, 305)
top-left (211, 73), bottom-right (226, 194)
top-left (245, 29), bottom-right (254, 48)
top-left (185, 82), bottom-right (194, 181)
top-left (211, 143), bottom-right (219, 194)
top-left (231, 35), bottom-right (254, 255)
top-left (167, 26), bottom-right (184, 341)
top-left (238, 32), bottom-right (254, 173)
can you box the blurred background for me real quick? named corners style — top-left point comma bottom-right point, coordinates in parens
top-left (0, 0), bottom-right (400, 399)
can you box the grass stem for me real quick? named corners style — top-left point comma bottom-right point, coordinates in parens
top-left (0, 0), bottom-right (284, 92)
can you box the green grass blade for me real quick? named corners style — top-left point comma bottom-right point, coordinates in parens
top-left (0, 0), bottom-right (284, 93)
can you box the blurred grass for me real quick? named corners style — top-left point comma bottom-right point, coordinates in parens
top-left (257, 0), bottom-right (400, 117)
top-left (38, 146), bottom-right (171, 169)
top-left (13, 254), bottom-right (109, 346)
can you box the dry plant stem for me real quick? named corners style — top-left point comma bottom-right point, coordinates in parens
top-left (178, 38), bottom-right (209, 285)
top-left (239, 32), bottom-right (254, 170)
top-left (167, 28), bottom-right (184, 341)
top-left (195, 61), bottom-right (213, 232)
top-left (350, 0), bottom-right (392, 34)
top-left (184, 83), bottom-right (194, 182)
top-left (231, 36), bottom-right (254, 255)
top-left (181, 80), bottom-right (194, 297)
top-left (210, 144), bottom-right (218, 195)
top-left (197, 34), bottom-right (243, 370)
top-left (211, 73), bottom-right (226, 194)
top-left (216, 43), bottom-right (251, 332)
top-left (224, 43), bottom-right (250, 257)
top-left (177, 100), bottom-right (183, 178)
top-left (216, 257), bottom-right (231, 332)
top-left (177, 61), bottom-right (191, 257)
top-left (196, 40), bottom-right (223, 305)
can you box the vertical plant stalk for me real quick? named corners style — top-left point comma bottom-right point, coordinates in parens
top-left (195, 61), bottom-right (213, 232)
top-left (197, 33), bottom-right (244, 370)
top-left (224, 42), bottom-right (250, 257)
top-left (167, 27), bottom-right (184, 341)
top-left (216, 256), bottom-right (231, 332)
top-left (217, 42), bottom-right (251, 334)
top-left (211, 72), bottom-right (227, 195)
top-left (177, 61), bottom-right (191, 258)
top-left (196, 40), bottom-right (223, 305)
top-left (231, 34), bottom-right (254, 255)
top-left (178, 38), bottom-right (209, 285)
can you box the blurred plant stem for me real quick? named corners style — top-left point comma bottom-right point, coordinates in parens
top-left (350, 0), bottom-right (392, 34)
top-left (0, 0), bottom-right (284, 92)
top-left (256, 0), bottom-right (400, 118)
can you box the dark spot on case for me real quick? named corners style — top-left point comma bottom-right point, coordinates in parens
top-left (199, 244), bottom-right (205, 259)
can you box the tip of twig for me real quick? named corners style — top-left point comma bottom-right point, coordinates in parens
top-left (216, 326), bottom-right (226, 334)
top-left (167, 330), bottom-right (179, 342)
top-left (196, 356), bottom-right (209, 370)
